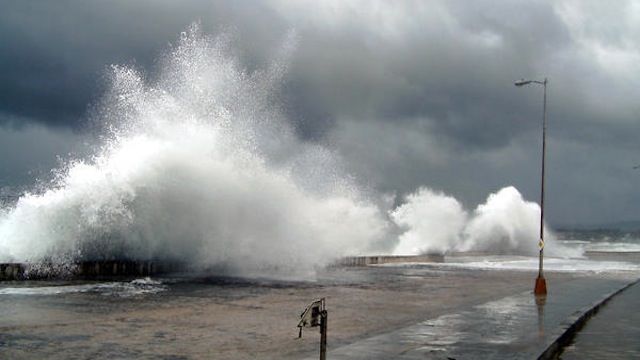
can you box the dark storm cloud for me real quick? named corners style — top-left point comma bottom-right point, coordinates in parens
top-left (2, 1), bottom-right (634, 141)
top-left (0, 0), bottom-right (220, 128)
top-left (1, 0), bottom-right (639, 224)
top-left (278, 0), bottom-right (638, 151)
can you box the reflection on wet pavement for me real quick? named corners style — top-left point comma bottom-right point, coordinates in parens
top-left (312, 278), bottom-right (630, 360)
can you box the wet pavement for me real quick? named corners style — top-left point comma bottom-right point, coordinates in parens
top-left (308, 277), bottom-right (634, 360)
top-left (0, 266), bottom-right (555, 359)
top-left (560, 281), bottom-right (640, 359)
top-left (0, 260), bottom-right (637, 359)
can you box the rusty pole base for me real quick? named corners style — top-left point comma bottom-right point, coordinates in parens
top-left (534, 275), bottom-right (547, 296)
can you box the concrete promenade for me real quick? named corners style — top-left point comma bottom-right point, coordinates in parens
top-left (306, 277), bottom-right (637, 360)
top-left (561, 281), bottom-right (640, 359)
top-left (1, 261), bottom-right (636, 359)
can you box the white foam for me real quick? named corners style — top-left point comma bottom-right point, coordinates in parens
top-left (391, 187), bottom-right (581, 258)
top-left (586, 242), bottom-right (640, 253)
top-left (557, 239), bottom-right (640, 253)
top-left (390, 188), bottom-right (467, 255)
top-left (381, 256), bottom-right (640, 274)
top-left (0, 25), bottom-right (389, 276)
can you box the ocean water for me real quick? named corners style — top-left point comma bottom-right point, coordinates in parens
top-left (380, 229), bottom-right (640, 276)
top-left (557, 229), bottom-right (640, 253)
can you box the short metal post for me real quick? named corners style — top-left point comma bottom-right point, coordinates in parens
top-left (320, 310), bottom-right (327, 360)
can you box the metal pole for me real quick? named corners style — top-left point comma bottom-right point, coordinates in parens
top-left (539, 78), bottom-right (546, 278)
top-left (534, 78), bottom-right (548, 296)
top-left (515, 77), bottom-right (549, 295)
top-left (320, 310), bottom-right (327, 360)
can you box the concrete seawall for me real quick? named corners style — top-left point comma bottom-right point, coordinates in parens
top-left (0, 255), bottom-right (446, 280)
top-left (338, 254), bottom-right (445, 267)
top-left (0, 261), bottom-right (184, 281)
top-left (0, 263), bottom-right (24, 280)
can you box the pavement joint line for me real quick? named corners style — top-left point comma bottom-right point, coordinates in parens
top-left (537, 277), bottom-right (640, 360)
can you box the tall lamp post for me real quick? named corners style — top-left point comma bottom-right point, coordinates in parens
top-left (515, 77), bottom-right (548, 296)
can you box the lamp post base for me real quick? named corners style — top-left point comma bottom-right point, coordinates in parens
top-left (534, 276), bottom-right (547, 296)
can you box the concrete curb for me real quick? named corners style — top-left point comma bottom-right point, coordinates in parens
top-left (538, 278), bottom-right (640, 360)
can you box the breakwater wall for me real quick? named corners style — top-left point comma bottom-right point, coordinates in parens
top-left (1, 255), bottom-right (447, 280)
top-left (0, 260), bottom-right (184, 281)
top-left (338, 254), bottom-right (445, 267)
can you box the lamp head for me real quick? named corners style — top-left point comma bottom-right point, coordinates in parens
top-left (515, 79), bottom-right (532, 87)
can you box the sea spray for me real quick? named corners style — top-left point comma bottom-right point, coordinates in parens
top-left (391, 186), bottom-right (582, 257)
top-left (0, 24), bottom-right (581, 276)
top-left (461, 186), bottom-right (551, 254)
top-left (390, 188), bottom-right (467, 255)
top-left (0, 25), bottom-right (389, 275)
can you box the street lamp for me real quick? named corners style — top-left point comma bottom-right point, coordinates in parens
top-left (515, 77), bottom-right (548, 296)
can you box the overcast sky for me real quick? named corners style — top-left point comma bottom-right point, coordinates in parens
top-left (1, 0), bottom-right (639, 226)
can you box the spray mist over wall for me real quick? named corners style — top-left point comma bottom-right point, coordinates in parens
top-left (391, 186), bottom-right (581, 257)
top-left (0, 25), bottom-right (389, 275)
